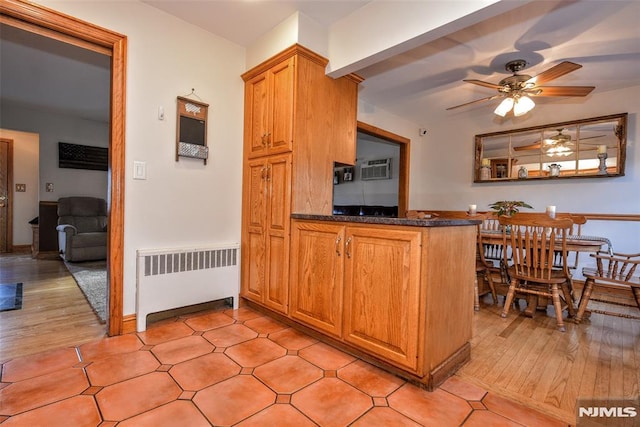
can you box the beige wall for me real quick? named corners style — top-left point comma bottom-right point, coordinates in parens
top-left (38, 0), bottom-right (246, 315)
top-left (0, 128), bottom-right (39, 246)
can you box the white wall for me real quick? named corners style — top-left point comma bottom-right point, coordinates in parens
top-left (0, 103), bottom-right (109, 201)
top-left (0, 128), bottom-right (39, 245)
top-left (39, 0), bottom-right (246, 315)
top-left (359, 85), bottom-right (640, 268)
top-left (333, 138), bottom-right (400, 207)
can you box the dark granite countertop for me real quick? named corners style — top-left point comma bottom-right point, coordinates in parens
top-left (291, 213), bottom-right (480, 227)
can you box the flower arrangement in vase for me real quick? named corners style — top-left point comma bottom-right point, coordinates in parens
top-left (489, 200), bottom-right (533, 217)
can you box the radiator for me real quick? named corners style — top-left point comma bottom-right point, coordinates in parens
top-left (136, 243), bottom-right (240, 332)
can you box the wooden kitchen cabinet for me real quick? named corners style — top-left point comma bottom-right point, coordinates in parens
top-left (343, 226), bottom-right (422, 370)
top-left (287, 217), bottom-right (477, 389)
top-left (290, 221), bottom-right (345, 337)
top-left (241, 154), bottom-right (291, 313)
top-left (241, 45), bottom-right (361, 316)
top-left (290, 220), bottom-right (422, 370)
top-left (244, 57), bottom-right (294, 159)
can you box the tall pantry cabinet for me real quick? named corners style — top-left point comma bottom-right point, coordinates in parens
top-left (240, 44), bottom-right (362, 314)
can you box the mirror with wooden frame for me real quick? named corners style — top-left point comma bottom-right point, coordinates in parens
top-left (474, 113), bottom-right (627, 182)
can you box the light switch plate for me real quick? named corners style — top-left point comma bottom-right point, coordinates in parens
top-left (16, 183), bottom-right (26, 192)
top-left (133, 161), bottom-right (147, 180)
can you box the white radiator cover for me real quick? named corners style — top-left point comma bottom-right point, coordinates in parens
top-left (136, 243), bottom-right (240, 332)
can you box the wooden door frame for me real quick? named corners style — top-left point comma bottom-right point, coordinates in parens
top-left (1, 0), bottom-right (126, 336)
top-left (0, 138), bottom-right (13, 253)
top-left (356, 121), bottom-right (410, 217)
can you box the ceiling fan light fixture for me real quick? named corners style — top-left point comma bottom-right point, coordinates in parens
top-left (513, 95), bottom-right (535, 116)
top-left (494, 97), bottom-right (514, 117)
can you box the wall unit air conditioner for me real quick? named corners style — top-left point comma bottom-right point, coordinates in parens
top-left (360, 158), bottom-right (391, 180)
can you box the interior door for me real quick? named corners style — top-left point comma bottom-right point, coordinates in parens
top-left (0, 138), bottom-right (12, 253)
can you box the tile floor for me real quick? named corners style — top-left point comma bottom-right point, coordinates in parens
top-left (0, 306), bottom-right (568, 426)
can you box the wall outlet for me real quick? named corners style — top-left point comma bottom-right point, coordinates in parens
top-left (16, 183), bottom-right (26, 192)
top-left (46, 183), bottom-right (54, 192)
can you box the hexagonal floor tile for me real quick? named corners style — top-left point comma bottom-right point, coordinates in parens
top-left (387, 383), bottom-right (472, 426)
top-left (350, 407), bottom-right (422, 427)
top-left (79, 334), bottom-right (143, 362)
top-left (96, 372), bottom-right (181, 421)
top-left (254, 355), bottom-right (323, 393)
top-left (338, 360), bottom-right (405, 397)
top-left (116, 400), bottom-right (211, 427)
top-left (244, 315), bottom-right (287, 334)
top-left (1, 347), bottom-right (79, 383)
top-left (0, 395), bottom-right (100, 427)
top-left (194, 375), bottom-right (276, 425)
top-left (225, 337), bottom-right (286, 368)
top-left (185, 311), bottom-right (235, 332)
top-left (151, 335), bottom-right (214, 365)
top-left (291, 377), bottom-right (372, 427)
top-left (137, 321), bottom-right (195, 346)
top-left (203, 323), bottom-right (258, 347)
top-left (86, 350), bottom-right (160, 386)
top-left (170, 352), bottom-right (241, 390)
top-left (267, 327), bottom-right (318, 351)
top-left (236, 403), bottom-right (317, 427)
top-left (299, 342), bottom-right (356, 370)
top-left (0, 367), bottom-right (88, 415)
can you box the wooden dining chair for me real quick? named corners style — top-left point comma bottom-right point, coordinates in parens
top-left (499, 215), bottom-right (575, 332)
top-left (575, 252), bottom-right (640, 323)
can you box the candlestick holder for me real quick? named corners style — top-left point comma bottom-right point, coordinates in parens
top-left (597, 152), bottom-right (608, 175)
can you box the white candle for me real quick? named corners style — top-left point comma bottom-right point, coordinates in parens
top-left (469, 204), bottom-right (477, 215)
top-left (546, 205), bottom-right (556, 218)
top-left (597, 145), bottom-right (607, 155)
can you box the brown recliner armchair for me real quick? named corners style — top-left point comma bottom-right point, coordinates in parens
top-left (56, 196), bottom-right (107, 262)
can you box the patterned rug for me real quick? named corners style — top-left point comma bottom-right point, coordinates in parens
top-left (64, 260), bottom-right (107, 323)
top-left (0, 283), bottom-right (23, 312)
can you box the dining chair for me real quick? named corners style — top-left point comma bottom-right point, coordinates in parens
top-left (575, 251), bottom-right (640, 323)
top-left (499, 215), bottom-right (575, 332)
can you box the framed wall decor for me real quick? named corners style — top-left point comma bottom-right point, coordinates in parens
top-left (176, 96), bottom-right (209, 164)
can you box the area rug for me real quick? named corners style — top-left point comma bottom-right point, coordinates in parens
top-left (0, 283), bottom-right (23, 312)
top-left (64, 260), bottom-right (107, 323)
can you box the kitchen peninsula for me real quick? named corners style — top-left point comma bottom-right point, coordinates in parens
top-left (288, 214), bottom-right (478, 389)
top-left (240, 44), bottom-right (479, 389)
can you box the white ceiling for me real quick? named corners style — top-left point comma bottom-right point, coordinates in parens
top-left (1, 1), bottom-right (639, 124)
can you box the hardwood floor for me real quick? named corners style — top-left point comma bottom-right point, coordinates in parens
top-left (459, 296), bottom-right (640, 424)
top-left (0, 254), bottom-right (105, 362)
top-left (1, 254), bottom-right (638, 424)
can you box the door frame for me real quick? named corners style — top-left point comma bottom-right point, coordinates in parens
top-left (0, 138), bottom-right (13, 253)
top-left (357, 121), bottom-right (410, 217)
top-left (1, 0), bottom-right (126, 336)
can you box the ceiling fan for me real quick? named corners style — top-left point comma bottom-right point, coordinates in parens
top-left (447, 59), bottom-right (595, 117)
top-left (513, 128), bottom-right (605, 156)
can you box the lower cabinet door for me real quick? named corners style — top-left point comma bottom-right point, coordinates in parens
top-left (343, 226), bottom-right (422, 371)
top-left (290, 221), bottom-right (345, 337)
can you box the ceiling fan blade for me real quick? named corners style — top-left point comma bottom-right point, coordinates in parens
top-left (463, 79), bottom-right (504, 90)
top-left (524, 61), bottom-right (582, 86)
top-left (515, 134), bottom-right (606, 151)
top-left (446, 94), bottom-right (502, 111)
top-left (514, 143), bottom-right (541, 151)
top-left (533, 86), bottom-right (595, 97)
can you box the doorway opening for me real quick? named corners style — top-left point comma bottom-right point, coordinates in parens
top-left (1, 1), bottom-right (126, 336)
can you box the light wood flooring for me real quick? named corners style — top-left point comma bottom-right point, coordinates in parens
top-left (0, 254), bottom-right (105, 362)
top-left (1, 255), bottom-right (638, 424)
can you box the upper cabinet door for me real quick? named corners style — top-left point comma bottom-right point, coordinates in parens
top-left (244, 57), bottom-right (295, 159)
top-left (268, 57), bottom-right (295, 155)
